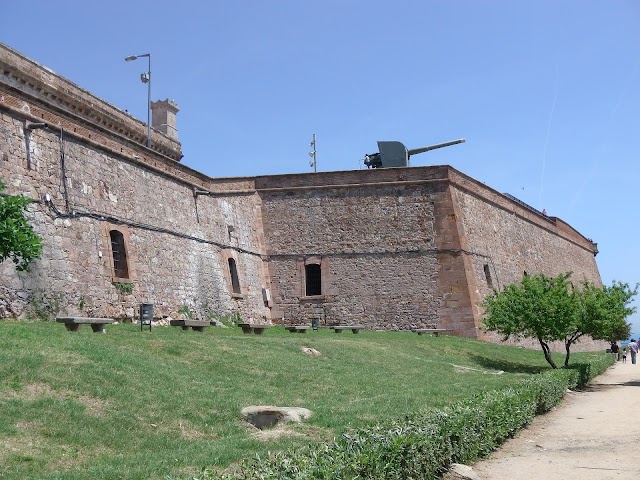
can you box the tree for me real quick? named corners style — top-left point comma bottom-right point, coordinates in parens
top-left (483, 272), bottom-right (638, 369)
top-left (603, 281), bottom-right (637, 340)
top-left (565, 280), bottom-right (635, 366)
top-left (482, 273), bottom-right (576, 369)
top-left (0, 178), bottom-right (42, 271)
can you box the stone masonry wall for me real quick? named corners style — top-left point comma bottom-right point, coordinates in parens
top-left (257, 168), bottom-right (447, 330)
top-left (448, 169), bottom-right (606, 351)
top-left (0, 106), bottom-right (270, 323)
top-left (1, 44), bottom-right (609, 352)
top-left (432, 183), bottom-right (480, 338)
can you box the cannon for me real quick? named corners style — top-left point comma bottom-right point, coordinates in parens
top-left (363, 138), bottom-right (465, 168)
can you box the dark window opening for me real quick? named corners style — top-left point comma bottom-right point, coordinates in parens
top-left (228, 258), bottom-right (241, 294)
top-left (110, 230), bottom-right (129, 279)
top-left (305, 264), bottom-right (322, 296)
top-left (483, 264), bottom-right (493, 289)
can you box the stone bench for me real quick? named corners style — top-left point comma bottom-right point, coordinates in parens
top-left (284, 325), bottom-right (312, 333)
top-left (56, 317), bottom-right (115, 333)
top-left (412, 328), bottom-right (452, 337)
top-left (169, 320), bottom-right (210, 332)
top-left (332, 325), bottom-right (364, 334)
top-left (238, 323), bottom-right (271, 335)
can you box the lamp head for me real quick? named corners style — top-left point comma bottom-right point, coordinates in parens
top-left (125, 55), bottom-right (137, 61)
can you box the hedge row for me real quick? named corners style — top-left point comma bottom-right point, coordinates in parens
top-left (219, 354), bottom-right (614, 480)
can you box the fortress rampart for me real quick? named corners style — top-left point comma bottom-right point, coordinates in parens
top-left (0, 43), bottom-right (604, 350)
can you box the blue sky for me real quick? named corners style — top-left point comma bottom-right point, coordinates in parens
top-left (3, 1), bottom-right (639, 335)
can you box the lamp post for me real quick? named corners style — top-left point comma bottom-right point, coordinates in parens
top-left (124, 53), bottom-right (151, 148)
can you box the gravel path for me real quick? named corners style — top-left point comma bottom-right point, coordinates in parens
top-left (473, 360), bottom-right (640, 479)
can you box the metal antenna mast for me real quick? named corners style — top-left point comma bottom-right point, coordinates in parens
top-left (308, 133), bottom-right (317, 172)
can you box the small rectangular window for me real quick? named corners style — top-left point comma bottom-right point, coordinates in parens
top-left (483, 264), bottom-right (493, 289)
top-left (110, 230), bottom-right (129, 279)
top-left (228, 258), bottom-right (241, 294)
top-left (305, 264), bottom-right (322, 296)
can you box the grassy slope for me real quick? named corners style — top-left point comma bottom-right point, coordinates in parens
top-left (0, 321), bottom-right (599, 480)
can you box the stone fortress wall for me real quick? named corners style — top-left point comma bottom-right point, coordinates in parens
top-left (0, 44), bottom-right (270, 323)
top-left (445, 170), bottom-right (604, 350)
top-left (256, 168), bottom-right (447, 330)
top-left (257, 168), bottom-right (603, 346)
top-left (0, 43), bottom-right (606, 350)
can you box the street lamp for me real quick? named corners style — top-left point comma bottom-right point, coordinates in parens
top-left (124, 53), bottom-right (151, 148)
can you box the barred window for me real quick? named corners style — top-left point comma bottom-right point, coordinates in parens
top-left (109, 230), bottom-right (129, 279)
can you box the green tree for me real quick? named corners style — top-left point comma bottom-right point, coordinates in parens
top-left (482, 273), bottom-right (576, 369)
top-left (483, 273), bottom-right (637, 369)
top-left (566, 280), bottom-right (635, 366)
top-left (0, 178), bottom-right (42, 271)
top-left (603, 281), bottom-right (637, 340)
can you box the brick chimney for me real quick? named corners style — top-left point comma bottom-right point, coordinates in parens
top-left (151, 99), bottom-right (179, 141)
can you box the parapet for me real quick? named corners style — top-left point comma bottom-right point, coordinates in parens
top-left (0, 42), bottom-right (182, 161)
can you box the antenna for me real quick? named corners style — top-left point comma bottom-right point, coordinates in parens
top-left (308, 134), bottom-right (317, 172)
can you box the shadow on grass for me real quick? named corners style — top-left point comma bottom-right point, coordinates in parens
top-left (469, 354), bottom-right (547, 375)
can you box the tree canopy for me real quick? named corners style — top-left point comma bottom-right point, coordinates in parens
top-left (0, 178), bottom-right (42, 271)
top-left (482, 272), bottom-right (636, 369)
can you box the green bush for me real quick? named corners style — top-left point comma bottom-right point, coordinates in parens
top-left (223, 354), bottom-right (614, 480)
top-left (0, 177), bottom-right (43, 271)
top-left (112, 281), bottom-right (134, 295)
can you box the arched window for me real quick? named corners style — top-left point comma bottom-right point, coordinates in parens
top-left (228, 258), bottom-right (241, 294)
top-left (305, 263), bottom-right (322, 296)
top-left (109, 229), bottom-right (129, 279)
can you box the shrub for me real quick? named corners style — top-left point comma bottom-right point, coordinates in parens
top-left (112, 281), bottom-right (134, 295)
top-left (221, 354), bottom-right (614, 480)
top-left (0, 178), bottom-right (42, 271)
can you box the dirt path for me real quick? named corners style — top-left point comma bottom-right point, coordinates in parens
top-left (472, 360), bottom-right (640, 479)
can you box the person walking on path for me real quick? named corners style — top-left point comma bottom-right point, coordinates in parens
top-left (622, 348), bottom-right (628, 363)
top-left (628, 339), bottom-right (639, 364)
top-left (611, 341), bottom-right (620, 361)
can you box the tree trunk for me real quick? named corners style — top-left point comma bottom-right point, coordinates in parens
top-left (539, 337), bottom-right (557, 369)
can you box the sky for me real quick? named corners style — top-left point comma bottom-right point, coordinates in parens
top-left (3, 1), bottom-right (639, 335)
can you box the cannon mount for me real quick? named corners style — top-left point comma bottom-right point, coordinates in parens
top-left (364, 138), bottom-right (465, 168)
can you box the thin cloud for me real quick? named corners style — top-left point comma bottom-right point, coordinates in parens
top-left (539, 62), bottom-right (559, 210)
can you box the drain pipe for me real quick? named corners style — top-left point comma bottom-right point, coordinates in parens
top-left (192, 186), bottom-right (200, 224)
top-left (23, 121), bottom-right (70, 212)
top-left (24, 121), bottom-right (50, 170)
top-left (59, 127), bottom-right (70, 212)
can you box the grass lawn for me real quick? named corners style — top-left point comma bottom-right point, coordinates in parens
top-left (0, 321), bottom-right (600, 479)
